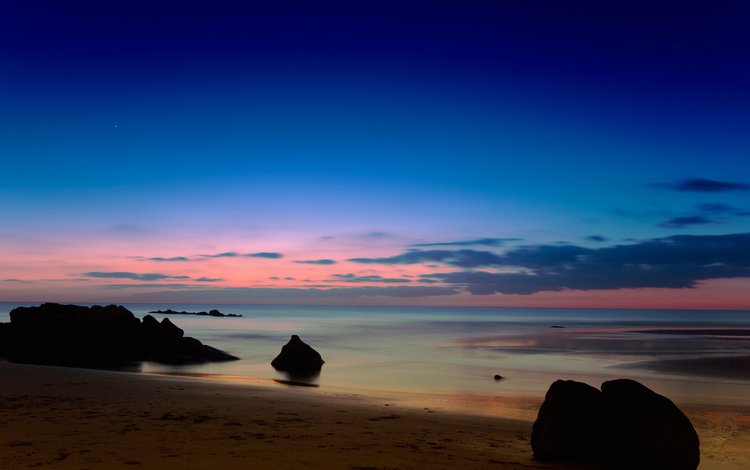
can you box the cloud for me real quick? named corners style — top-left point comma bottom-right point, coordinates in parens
top-left (349, 249), bottom-right (505, 268)
top-left (654, 178), bottom-right (750, 192)
top-left (194, 277), bottom-right (223, 282)
top-left (204, 252), bottom-right (239, 258)
top-left (416, 233), bottom-right (750, 295)
top-left (84, 272), bottom-right (190, 281)
top-left (294, 259), bottom-right (337, 265)
top-left (658, 215), bottom-right (717, 228)
top-left (586, 235), bottom-right (608, 242)
top-left (129, 286), bottom-right (459, 302)
top-left (103, 283), bottom-right (199, 289)
top-left (247, 252), bottom-right (284, 259)
top-left (363, 231), bottom-right (395, 239)
top-left (696, 203), bottom-right (750, 216)
top-left (329, 274), bottom-right (412, 283)
top-left (410, 237), bottom-right (521, 247)
top-left (2, 278), bottom-right (31, 283)
top-left (148, 256), bottom-right (191, 262)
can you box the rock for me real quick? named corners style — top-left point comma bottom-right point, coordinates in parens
top-left (493, 374), bottom-right (504, 381)
top-left (148, 336), bottom-right (237, 365)
top-left (271, 335), bottom-right (324, 373)
top-left (6, 303), bottom-right (144, 366)
top-left (531, 379), bottom-right (603, 461)
top-left (1, 303), bottom-right (238, 367)
top-left (531, 379), bottom-right (700, 469)
top-left (149, 308), bottom-right (241, 317)
top-left (600, 379), bottom-right (700, 470)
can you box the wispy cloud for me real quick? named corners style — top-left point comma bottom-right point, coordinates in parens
top-left (247, 252), bottom-right (284, 259)
top-left (2, 278), bottom-right (31, 283)
top-left (652, 178), bottom-right (750, 192)
top-left (103, 283), bottom-right (200, 289)
top-left (586, 235), bottom-right (608, 242)
top-left (84, 272), bottom-right (190, 281)
top-left (329, 274), bottom-right (412, 283)
top-left (203, 252), bottom-right (240, 258)
top-left (194, 277), bottom-right (224, 282)
top-left (410, 237), bottom-right (521, 247)
top-left (294, 259), bottom-right (337, 265)
top-left (129, 286), bottom-right (459, 301)
top-left (658, 215), bottom-right (717, 228)
top-left (349, 249), bottom-right (506, 268)
top-left (148, 256), bottom-right (191, 262)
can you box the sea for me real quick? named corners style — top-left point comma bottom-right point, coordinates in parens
top-left (2, 303), bottom-right (750, 411)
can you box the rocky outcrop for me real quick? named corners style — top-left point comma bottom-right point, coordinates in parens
top-left (0, 303), bottom-right (238, 367)
top-left (531, 378), bottom-right (699, 469)
top-left (149, 308), bottom-right (242, 317)
top-left (271, 335), bottom-right (324, 373)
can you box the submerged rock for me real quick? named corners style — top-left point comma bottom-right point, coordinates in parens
top-left (1, 303), bottom-right (238, 367)
top-left (531, 378), bottom-right (699, 469)
top-left (271, 335), bottom-right (324, 373)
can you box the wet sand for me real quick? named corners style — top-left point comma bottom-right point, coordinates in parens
top-left (1, 362), bottom-right (748, 469)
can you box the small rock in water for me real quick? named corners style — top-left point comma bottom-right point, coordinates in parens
top-left (494, 374), bottom-right (504, 381)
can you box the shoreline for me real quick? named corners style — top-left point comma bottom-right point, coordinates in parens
top-left (1, 363), bottom-right (749, 469)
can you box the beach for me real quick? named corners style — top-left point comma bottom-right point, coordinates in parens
top-left (2, 362), bottom-right (749, 470)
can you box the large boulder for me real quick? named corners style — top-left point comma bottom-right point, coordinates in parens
top-left (532, 378), bottom-right (700, 469)
top-left (1, 303), bottom-right (238, 367)
top-left (6, 303), bottom-right (144, 366)
top-left (600, 379), bottom-right (700, 470)
top-left (271, 335), bottom-right (324, 373)
top-left (531, 379), bottom-right (603, 461)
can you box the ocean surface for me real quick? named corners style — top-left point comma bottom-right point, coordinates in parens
top-left (2, 303), bottom-right (750, 409)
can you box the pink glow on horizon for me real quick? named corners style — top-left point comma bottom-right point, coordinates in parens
top-left (2, 228), bottom-right (749, 309)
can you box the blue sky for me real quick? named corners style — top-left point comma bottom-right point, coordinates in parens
top-left (1, 1), bottom-right (749, 307)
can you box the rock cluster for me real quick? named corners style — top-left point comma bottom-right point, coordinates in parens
top-left (149, 308), bottom-right (242, 317)
top-left (0, 303), bottom-right (239, 367)
top-left (531, 378), bottom-right (700, 469)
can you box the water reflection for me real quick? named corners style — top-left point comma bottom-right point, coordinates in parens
top-left (274, 370), bottom-right (321, 387)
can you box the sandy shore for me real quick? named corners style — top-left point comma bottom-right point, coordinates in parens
top-left (1, 362), bottom-right (748, 469)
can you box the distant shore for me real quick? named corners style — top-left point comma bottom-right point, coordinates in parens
top-left (1, 362), bottom-right (749, 469)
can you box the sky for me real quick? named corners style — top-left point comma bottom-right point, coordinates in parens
top-left (1, 1), bottom-right (749, 308)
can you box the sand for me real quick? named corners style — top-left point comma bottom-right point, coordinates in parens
top-left (1, 362), bottom-right (748, 469)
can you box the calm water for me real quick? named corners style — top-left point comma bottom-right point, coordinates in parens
top-left (2, 303), bottom-right (750, 407)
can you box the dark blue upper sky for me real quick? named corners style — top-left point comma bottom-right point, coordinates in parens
top-left (1, 1), bottom-right (749, 306)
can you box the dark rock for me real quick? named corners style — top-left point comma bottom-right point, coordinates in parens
top-left (532, 378), bottom-right (700, 469)
top-left (493, 374), bottom-right (504, 381)
top-left (0, 303), bottom-right (238, 367)
top-left (531, 379), bottom-right (603, 461)
top-left (149, 308), bottom-right (241, 317)
top-left (600, 379), bottom-right (700, 470)
top-left (271, 335), bottom-right (324, 373)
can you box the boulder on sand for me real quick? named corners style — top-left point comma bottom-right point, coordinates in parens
top-left (532, 378), bottom-right (699, 470)
top-left (531, 379), bottom-right (603, 461)
top-left (600, 379), bottom-right (700, 470)
top-left (271, 335), bottom-right (324, 373)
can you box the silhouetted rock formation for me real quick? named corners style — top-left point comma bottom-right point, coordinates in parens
top-left (149, 308), bottom-right (241, 317)
top-left (601, 379), bottom-right (700, 470)
top-left (0, 303), bottom-right (238, 367)
top-left (531, 380), bottom-right (603, 460)
top-left (532, 378), bottom-right (699, 469)
top-left (271, 335), bottom-right (324, 373)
